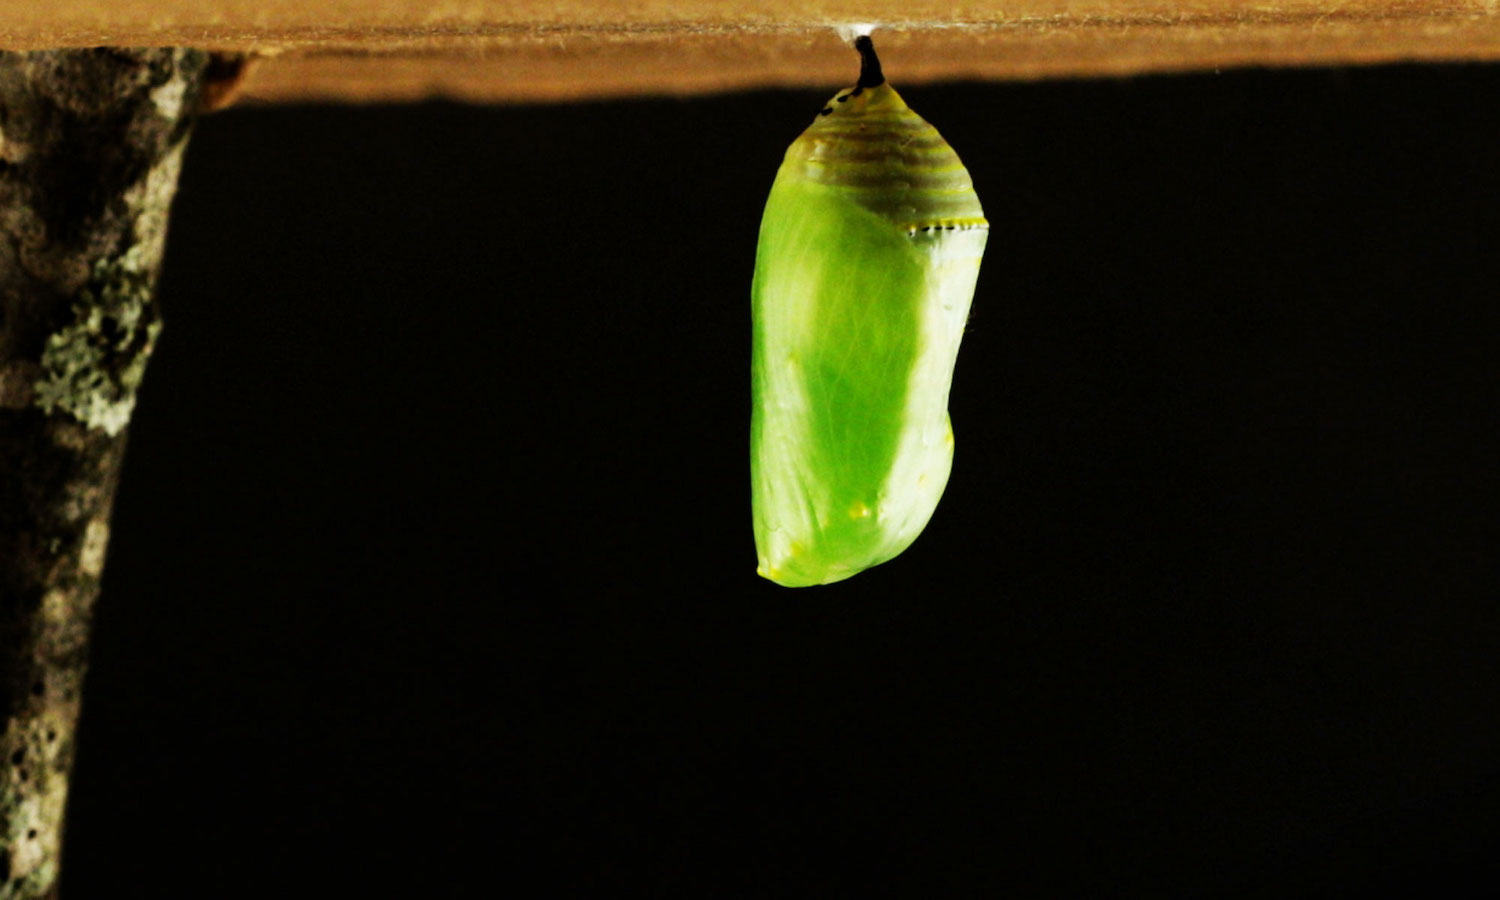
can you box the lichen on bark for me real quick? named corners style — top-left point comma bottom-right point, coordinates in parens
top-left (32, 248), bottom-right (163, 436)
top-left (0, 47), bottom-right (208, 899)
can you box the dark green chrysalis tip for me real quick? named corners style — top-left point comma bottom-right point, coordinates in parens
top-left (854, 35), bottom-right (885, 89)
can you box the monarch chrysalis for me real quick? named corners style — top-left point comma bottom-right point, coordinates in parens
top-left (751, 35), bottom-right (988, 587)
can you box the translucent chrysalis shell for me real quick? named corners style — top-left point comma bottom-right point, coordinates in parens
top-left (751, 37), bottom-right (988, 587)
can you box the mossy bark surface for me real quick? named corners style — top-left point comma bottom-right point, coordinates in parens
top-left (0, 48), bottom-right (207, 899)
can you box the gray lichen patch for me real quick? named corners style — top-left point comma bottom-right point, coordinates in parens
top-left (31, 246), bottom-right (161, 436)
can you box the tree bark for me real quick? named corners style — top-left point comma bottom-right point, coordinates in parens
top-left (0, 48), bottom-right (207, 898)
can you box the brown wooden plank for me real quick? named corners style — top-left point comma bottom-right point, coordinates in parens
top-left (4, 1), bottom-right (1500, 102)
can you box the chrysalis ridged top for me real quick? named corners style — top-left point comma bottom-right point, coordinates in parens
top-left (779, 81), bottom-right (987, 235)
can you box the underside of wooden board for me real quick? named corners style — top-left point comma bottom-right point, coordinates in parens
top-left (3, 1), bottom-right (1500, 102)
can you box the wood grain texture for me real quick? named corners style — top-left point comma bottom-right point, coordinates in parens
top-left (3, 1), bottom-right (1500, 102)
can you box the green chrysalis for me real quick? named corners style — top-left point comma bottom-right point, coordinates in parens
top-left (751, 35), bottom-right (987, 588)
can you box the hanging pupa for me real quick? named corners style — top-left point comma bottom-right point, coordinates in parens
top-left (750, 34), bottom-right (988, 587)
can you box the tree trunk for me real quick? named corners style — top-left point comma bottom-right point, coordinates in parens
top-left (0, 48), bottom-right (207, 899)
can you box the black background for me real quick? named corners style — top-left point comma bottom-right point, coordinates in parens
top-left (59, 63), bottom-right (1500, 895)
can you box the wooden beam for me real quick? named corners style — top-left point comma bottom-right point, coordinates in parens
top-left (2, 2), bottom-right (1500, 102)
